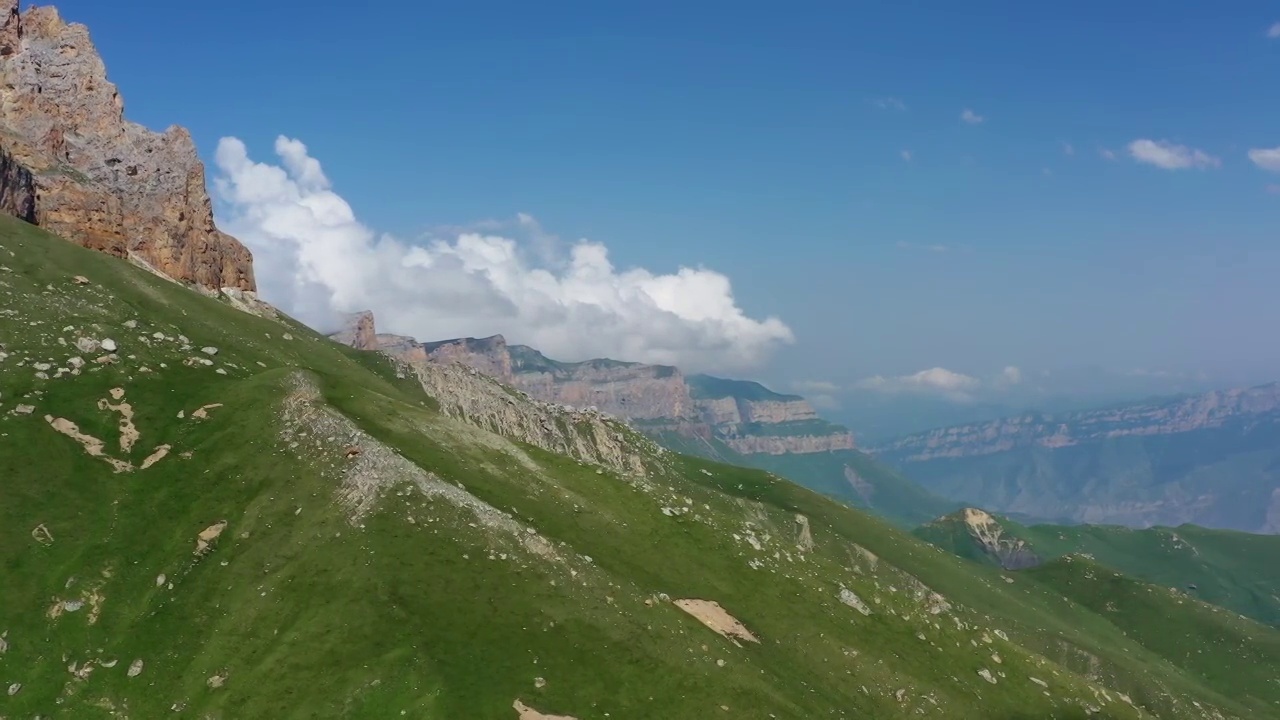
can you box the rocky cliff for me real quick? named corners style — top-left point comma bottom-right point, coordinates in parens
top-left (0, 1), bottom-right (254, 290)
top-left (332, 321), bottom-right (855, 456)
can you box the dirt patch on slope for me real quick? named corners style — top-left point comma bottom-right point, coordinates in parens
top-left (513, 699), bottom-right (578, 719)
top-left (140, 444), bottom-right (171, 470)
top-left (674, 599), bottom-right (760, 644)
top-left (97, 388), bottom-right (138, 452)
top-left (191, 403), bottom-right (223, 420)
top-left (194, 521), bottom-right (227, 556)
top-left (44, 416), bottom-right (132, 473)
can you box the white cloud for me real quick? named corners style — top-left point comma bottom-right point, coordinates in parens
top-left (1247, 146), bottom-right (1280, 171)
top-left (1268, 22), bottom-right (1280, 38)
top-left (1268, 184), bottom-right (1280, 195)
top-left (1062, 142), bottom-right (1075, 156)
top-left (871, 97), bottom-right (906, 111)
top-left (1127, 139), bottom-right (1220, 170)
top-left (999, 366), bottom-right (1022, 386)
top-left (855, 367), bottom-right (981, 401)
top-left (960, 109), bottom-right (984, 125)
top-left (900, 149), bottom-right (912, 162)
top-left (212, 136), bottom-right (794, 373)
top-left (1099, 148), bottom-right (1117, 161)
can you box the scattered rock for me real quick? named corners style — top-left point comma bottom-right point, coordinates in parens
top-left (7, 682), bottom-right (19, 696)
top-left (534, 676), bottom-right (546, 689)
top-left (155, 574), bottom-right (166, 587)
top-left (72, 275), bottom-right (89, 285)
top-left (201, 346), bottom-right (218, 356)
top-left (207, 673), bottom-right (227, 689)
top-left (127, 658), bottom-right (144, 677)
top-left (68, 356), bottom-right (84, 369)
top-left (344, 446), bottom-right (362, 459)
top-left (75, 337), bottom-right (100, 354)
top-left (124, 319), bottom-right (138, 329)
top-left (14, 404), bottom-right (35, 415)
top-left (839, 587), bottom-right (872, 616)
top-left (978, 668), bottom-right (997, 684)
top-left (0, 630), bottom-right (7, 654)
top-left (101, 338), bottom-right (118, 352)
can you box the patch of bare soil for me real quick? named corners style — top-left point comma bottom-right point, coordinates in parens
top-left (31, 524), bottom-right (53, 544)
top-left (97, 388), bottom-right (138, 452)
top-left (44, 416), bottom-right (132, 473)
top-left (513, 699), bottom-right (578, 719)
top-left (674, 598), bottom-right (760, 644)
top-left (194, 521), bottom-right (228, 556)
top-left (140, 444), bottom-right (171, 470)
top-left (191, 403), bottom-right (223, 420)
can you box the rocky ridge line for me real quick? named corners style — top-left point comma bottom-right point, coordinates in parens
top-left (330, 312), bottom-right (855, 456)
top-left (873, 382), bottom-right (1280, 462)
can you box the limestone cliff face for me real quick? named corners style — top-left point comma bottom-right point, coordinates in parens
top-left (0, 2), bottom-right (254, 290)
top-left (874, 383), bottom-right (1280, 462)
top-left (331, 314), bottom-right (855, 457)
top-left (330, 315), bottom-right (658, 476)
top-left (330, 311), bottom-right (378, 351)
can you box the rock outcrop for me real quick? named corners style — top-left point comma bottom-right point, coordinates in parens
top-left (330, 316), bottom-right (855, 457)
top-left (0, 1), bottom-right (254, 291)
top-left (330, 311), bottom-right (377, 351)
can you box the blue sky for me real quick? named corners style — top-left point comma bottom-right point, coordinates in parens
top-left (55, 0), bottom-right (1280, 407)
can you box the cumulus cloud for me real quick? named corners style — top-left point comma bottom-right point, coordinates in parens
top-left (855, 367), bottom-right (982, 401)
top-left (960, 109), bottom-right (984, 125)
top-left (1268, 184), bottom-right (1280, 195)
top-left (1062, 142), bottom-right (1075, 156)
top-left (1269, 22), bottom-right (1280, 39)
top-left (212, 136), bottom-right (794, 373)
top-left (1099, 148), bottom-right (1117, 161)
top-left (1248, 146), bottom-right (1280, 172)
top-left (855, 365), bottom-right (1023, 402)
top-left (871, 97), bottom-right (907, 111)
top-left (901, 149), bottom-right (912, 162)
top-left (1127, 139), bottom-right (1220, 170)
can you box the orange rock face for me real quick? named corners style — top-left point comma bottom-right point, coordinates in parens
top-left (0, 2), bottom-right (254, 290)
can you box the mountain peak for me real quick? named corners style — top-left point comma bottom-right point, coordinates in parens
top-left (0, 2), bottom-right (255, 291)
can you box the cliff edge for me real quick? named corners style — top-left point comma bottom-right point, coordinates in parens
top-left (0, 1), bottom-right (254, 290)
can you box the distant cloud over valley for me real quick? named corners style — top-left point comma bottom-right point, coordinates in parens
top-left (212, 136), bottom-right (794, 374)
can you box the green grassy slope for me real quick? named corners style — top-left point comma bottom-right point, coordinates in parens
top-left (914, 511), bottom-right (1280, 628)
top-left (1, 214), bottom-right (1276, 718)
top-left (1026, 556), bottom-right (1280, 714)
top-left (642, 428), bottom-right (957, 527)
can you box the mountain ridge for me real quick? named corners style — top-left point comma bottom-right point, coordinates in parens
top-left (874, 383), bottom-right (1280, 533)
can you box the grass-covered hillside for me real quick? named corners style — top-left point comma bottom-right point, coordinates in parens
top-left (915, 509), bottom-right (1280, 628)
top-left (2, 213), bottom-right (1279, 718)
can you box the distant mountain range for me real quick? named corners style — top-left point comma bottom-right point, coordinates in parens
top-left (874, 384), bottom-right (1280, 533)
top-left (331, 311), bottom-right (957, 526)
